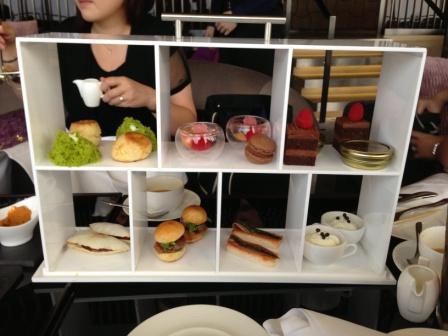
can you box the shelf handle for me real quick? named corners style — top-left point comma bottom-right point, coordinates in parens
top-left (161, 13), bottom-right (286, 42)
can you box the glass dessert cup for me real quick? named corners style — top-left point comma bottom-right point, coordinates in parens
top-left (175, 122), bottom-right (225, 161)
top-left (225, 115), bottom-right (272, 148)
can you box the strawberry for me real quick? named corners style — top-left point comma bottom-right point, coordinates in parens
top-left (243, 116), bottom-right (257, 126)
top-left (191, 137), bottom-right (213, 151)
top-left (294, 108), bottom-right (314, 129)
top-left (245, 126), bottom-right (256, 140)
top-left (347, 102), bottom-right (364, 122)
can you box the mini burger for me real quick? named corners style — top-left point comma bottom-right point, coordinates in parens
top-left (153, 220), bottom-right (186, 262)
top-left (181, 205), bottom-right (208, 243)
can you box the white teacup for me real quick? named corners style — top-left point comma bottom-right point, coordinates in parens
top-left (419, 226), bottom-right (446, 277)
top-left (321, 211), bottom-right (365, 244)
top-left (73, 78), bottom-right (102, 108)
top-left (304, 224), bottom-right (358, 265)
top-left (146, 176), bottom-right (184, 214)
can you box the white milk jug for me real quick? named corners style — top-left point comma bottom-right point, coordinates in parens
top-left (73, 78), bottom-right (102, 107)
top-left (397, 264), bottom-right (440, 323)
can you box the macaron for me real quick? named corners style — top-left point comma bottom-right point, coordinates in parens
top-left (244, 134), bottom-right (276, 164)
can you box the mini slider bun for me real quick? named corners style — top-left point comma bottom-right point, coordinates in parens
top-left (69, 120), bottom-right (102, 146)
top-left (67, 232), bottom-right (129, 255)
top-left (181, 205), bottom-right (208, 243)
top-left (112, 132), bottom-right (152, 162)
top-left (154, 220), bottom-right (186, 262)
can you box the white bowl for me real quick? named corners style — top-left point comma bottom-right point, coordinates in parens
top-left (304, 224), bottom-right (358, 265)
top-left (321, 211), bottom-right (365, 244)
top-left (0, 196), bottom-right (39, 247)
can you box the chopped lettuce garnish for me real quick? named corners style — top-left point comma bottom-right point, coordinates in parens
top-left (49, 131), bottom-right (101, 166)
top-left (116, 117), bottom-right (157, 151)
top-left (185, 222), bottom-right (198, 233)
top-left (160, 241), bottom-right (176, 252)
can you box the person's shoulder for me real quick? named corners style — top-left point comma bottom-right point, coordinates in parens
top-left (133, 14), bottom-right (174, 36)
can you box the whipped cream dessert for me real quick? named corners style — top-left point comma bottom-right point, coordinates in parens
top-left (330, 213), bottom-right (358, 231)
top-left (306, 228), bottom-right (341, 247)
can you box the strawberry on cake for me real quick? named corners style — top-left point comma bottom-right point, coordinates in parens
top-left (283, 107), bottom-right (320, 166)
top-left (333, 102), bottom-right (371, 151)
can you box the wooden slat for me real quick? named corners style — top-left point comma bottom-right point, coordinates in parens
top-left (294, 64), bottom-right (382, 79)
top-left (301, 85), bottom-right (377, 103)
top-left (293, 50), bottom-right (383, 59)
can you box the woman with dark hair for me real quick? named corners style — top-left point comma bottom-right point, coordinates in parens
top-left (0, 0), bottom-right (196, 136)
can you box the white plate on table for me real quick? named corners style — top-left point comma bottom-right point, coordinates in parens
top-left (392, 204), bottom-right (447, 241)
top-left (392, 240), bottom-right (417, 272)
top-left (122, 189), bottom-right (200, 221)
top-left (128, 304), bottom-right (268, 336)
top-left (388, 328), bottom-right (448, 336)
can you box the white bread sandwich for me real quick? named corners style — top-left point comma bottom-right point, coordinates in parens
top-left (69, 120), bottom-right (102, 146)
top-left (112, 132), bottom-right (152, 162)
top-left (181, 205), bottom-right (208, 243)
top-left (226, 234), bottom-right (279, 267)
top-left (153, 220), bottom-right (186, 262)
top-left (89, 222), bottom-right (130, 242)
top-left (231, 222), bottom-right (282, 254)
top-left (67, 231), bottom-right (129, 255)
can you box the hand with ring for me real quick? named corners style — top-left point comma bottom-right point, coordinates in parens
top-left (100, 76), bottom-right (156, 110)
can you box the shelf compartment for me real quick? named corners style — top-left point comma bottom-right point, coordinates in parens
top-left (281, 145), bottom-right (401, 176)
top-left (35, 140), bottom-right (158, 171)
top-left (301, 245), bottom-right (394, 284)
top-left (161, 142), bottom-right (281, 172)
top-left (135, 227), bottom-right (216, 273)
top-left (44, 228), bottom-right (131, 274)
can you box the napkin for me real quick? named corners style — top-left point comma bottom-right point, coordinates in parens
top-left (263, 308), bottom-right (385, 336)
top-left (393, 173), bottom-right (448, 240)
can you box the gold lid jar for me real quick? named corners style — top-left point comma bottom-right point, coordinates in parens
top-left (339, 140), bottom-right (394, 170)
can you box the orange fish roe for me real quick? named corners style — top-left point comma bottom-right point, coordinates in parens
top-left (0, 206), bottom-right (32, 227)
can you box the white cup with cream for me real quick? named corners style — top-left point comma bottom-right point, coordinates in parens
top-left (304, 224), bottom-right (358, 265)
top-left (419, 225), bottom-right (445, 277)
top-left (321, 211), bottom-right (365, 244)
top-left (146, 175), bottom-right (184, 214)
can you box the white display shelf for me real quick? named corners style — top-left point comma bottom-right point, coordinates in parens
top-left (34, 140), bottom-right (158, 171)
top-left (16, 33), bottom-right (426, 285)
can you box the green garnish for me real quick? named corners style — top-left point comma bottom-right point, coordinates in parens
top-left (116, 117), bottom-right (157, 151)
top-left (160, 242), bottom-right (175, 252)
top-left (49, 131), bottom-right (101, 166)
top-left (185, 222), bottom-right (198, 232)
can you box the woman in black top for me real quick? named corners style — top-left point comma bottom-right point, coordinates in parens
top-left (0, 0), bottom-right (196, 136)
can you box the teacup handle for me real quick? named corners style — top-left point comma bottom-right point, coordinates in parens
top-left (341, 243), bottom-right (358, 259)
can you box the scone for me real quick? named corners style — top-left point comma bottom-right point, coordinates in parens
top-left (112, 132), bottom-right (152, 162)
top-left (69, 120), bottom-right (102, 146)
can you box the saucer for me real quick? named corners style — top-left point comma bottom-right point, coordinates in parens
top-left (388, 328), bottom-right (448, 336)
top-left (123, 189), bottom-right (200, 221)
top-left (392, 240), bottom-right (417, 272)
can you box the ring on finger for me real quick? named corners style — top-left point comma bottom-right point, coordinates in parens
top-left (119, 96), bottom-right (124, 102)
